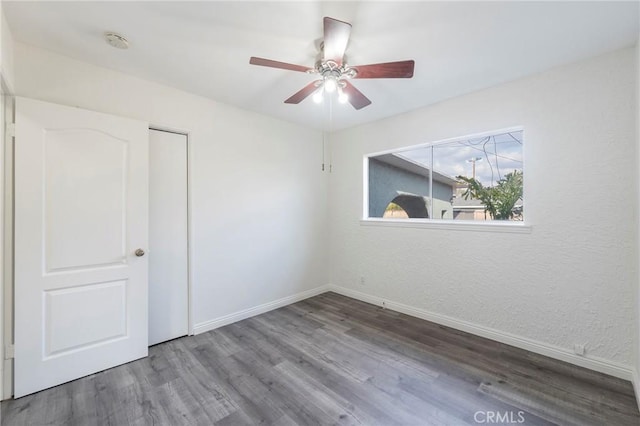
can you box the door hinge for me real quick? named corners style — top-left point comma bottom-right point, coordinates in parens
top-left (5, 123), bottom-right (15, 139)
top-left (4, 344), bottom-right (14, 360)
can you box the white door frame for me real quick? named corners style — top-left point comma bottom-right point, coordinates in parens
top-left (1, 81), bottom-right (14, 401)
top-left (149, 126), bottom-right (194, 337)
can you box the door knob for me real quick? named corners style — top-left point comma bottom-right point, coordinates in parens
top-left (135, 248), bottom-right (145, 257)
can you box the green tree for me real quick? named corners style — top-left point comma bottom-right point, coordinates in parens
top-left (456, 170), bottom-right (523, 220)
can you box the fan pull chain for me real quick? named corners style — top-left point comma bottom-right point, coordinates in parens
top-left (321, 130), bottom-right (325, 171)
top-left (328, 96), bottom-right (333, 173)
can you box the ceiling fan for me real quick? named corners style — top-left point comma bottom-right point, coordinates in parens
top-left (249, 17), bottom-right (415, 110)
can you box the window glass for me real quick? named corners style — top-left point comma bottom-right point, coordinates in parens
top-left (367, 129), bottom-right (523, 221)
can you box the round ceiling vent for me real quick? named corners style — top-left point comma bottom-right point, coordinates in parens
top-left (104, 32), bottom-right (129, 49)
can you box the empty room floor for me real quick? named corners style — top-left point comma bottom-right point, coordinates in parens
top-left (2, 292), bottom-right (639, 425)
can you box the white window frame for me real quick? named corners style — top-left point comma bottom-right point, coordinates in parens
top-left (361, 126), bottom-right (531, 234)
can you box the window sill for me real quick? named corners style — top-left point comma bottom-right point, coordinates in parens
top-left (360, 218), bottom-right (532, 234)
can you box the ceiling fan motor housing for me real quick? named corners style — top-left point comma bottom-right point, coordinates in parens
top-left (316, 60), bottom-right (357, 81)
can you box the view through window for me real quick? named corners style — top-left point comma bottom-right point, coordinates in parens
top-left (367, 129), bottom-right (523, 222)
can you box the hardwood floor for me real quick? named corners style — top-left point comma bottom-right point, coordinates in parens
top-left (2, 292), bottom-right (639, 425)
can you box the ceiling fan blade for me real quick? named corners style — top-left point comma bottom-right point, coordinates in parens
top-left (342, 81), bottom-right (372, 110)
top-left (323, 17), bottom-right (351, 65)
top-left (284, 81), bottom-right (320, 104)
top-left (249, 57), bottom-right (312, 73)
top-left (352, 60), bottom-right (415, 79)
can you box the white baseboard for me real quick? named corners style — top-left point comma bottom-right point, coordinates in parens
top-left (193, 285), bottom-right (330, 335)
top-left (633, 369), bottom-right (640, 412)
top-left (327, 284), bottom-right (634, 381)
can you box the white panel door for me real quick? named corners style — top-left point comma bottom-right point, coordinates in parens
top-left (148, 129), bottom-right (189, 346)
top-left (14, 97), bottom-right (149, 398)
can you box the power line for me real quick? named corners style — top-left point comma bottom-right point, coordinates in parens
top-left (461, 143), bottom-right (523, 164)
top-left (482, 137), bottom-right (495, 185)
top-left (507, 132), bottom-right (523, 145)
top-left (493, 135), bottom-right (501, 181)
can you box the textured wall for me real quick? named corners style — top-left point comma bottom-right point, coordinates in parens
top-left (14, 43), bottom-right (330, 328)
top-left (329, 47), bottom-right (638, 368)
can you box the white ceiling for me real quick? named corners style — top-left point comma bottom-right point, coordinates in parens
top-left (4, 1), bottom-right (639, 130)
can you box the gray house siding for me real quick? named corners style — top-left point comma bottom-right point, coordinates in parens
top-left (368, 158), bottom-right (454, 219)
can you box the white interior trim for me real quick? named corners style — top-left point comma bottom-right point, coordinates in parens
top-left (2, 88), bottom-right (13, 401)
top-left (0, 75), bottom-right (5, 401)
top-left (633, 369), bottom-right (640, 412)
top-left (186, 130), bottom-right (194, 336)
top-left (360, 218), bottom-right (532, 234)
top-left (362, 155), bottom-right (369, 219)
top-left (327, 284), bottom-right (634, 381)
top-left (193, 285), bottom-right (330, 335)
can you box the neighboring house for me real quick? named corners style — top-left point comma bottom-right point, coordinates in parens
top-left (451, 196), bottom-right (490, 220)
top-left (452, 196), bottom-right (524, 220)
top-left (368, 153), bottom-right (457, 219)
top-left (451, 184), bottom-right (524, 220)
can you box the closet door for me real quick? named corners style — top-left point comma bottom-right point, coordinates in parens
top-left (148, 129), bottom-right (189, 346)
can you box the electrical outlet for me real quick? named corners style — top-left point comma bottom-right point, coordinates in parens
top-left (573, 344), bottom-right (586, 356)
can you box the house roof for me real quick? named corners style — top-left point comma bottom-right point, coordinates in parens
top-left (372, 153), bottom-right (458, 187)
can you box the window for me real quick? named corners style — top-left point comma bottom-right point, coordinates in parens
top-left (365, 128), bottom-right (524, 223)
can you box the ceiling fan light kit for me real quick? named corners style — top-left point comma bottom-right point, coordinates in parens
top-left (250, 17), bottom-right (415, 110)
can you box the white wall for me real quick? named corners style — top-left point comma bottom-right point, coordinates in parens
top-left (329, 47), bottom-right (638, 376)
top-left (0, 8), bottom-right (14, 91)
top-left (13, 43), bottom-right (330, 331)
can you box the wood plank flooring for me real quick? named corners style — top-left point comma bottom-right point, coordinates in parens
top-left (2, 292), bottom-right (639, 425)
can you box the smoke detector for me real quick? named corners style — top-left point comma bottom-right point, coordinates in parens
top-left (104, 32), bottom-right (129, 49)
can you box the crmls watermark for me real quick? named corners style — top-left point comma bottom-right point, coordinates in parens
top-left (474, 410), bottom-right (526, 424)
